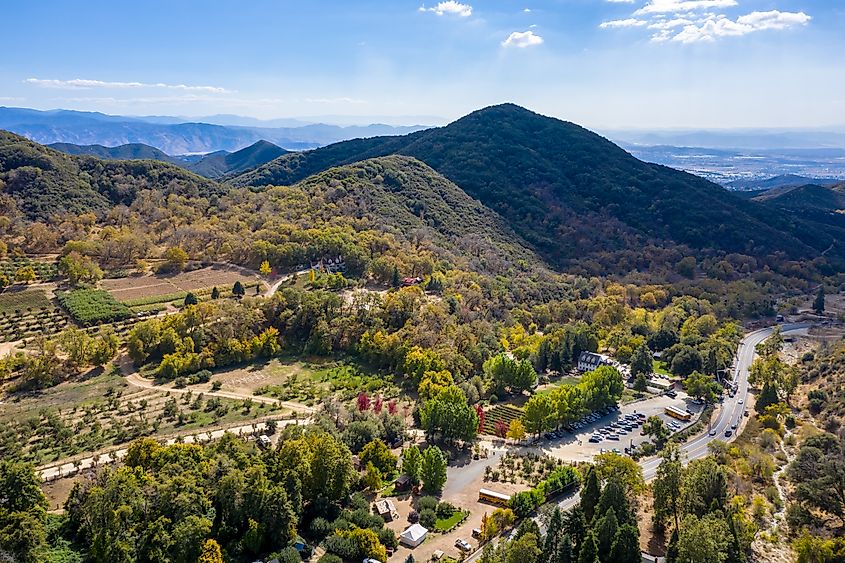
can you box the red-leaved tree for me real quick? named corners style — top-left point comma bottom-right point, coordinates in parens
top-left (476, 404), bottom-right (486, 433)
top-left (495, 420), bottom-right (508, 438)
top-left (357, 392), bottom-right (370, 412)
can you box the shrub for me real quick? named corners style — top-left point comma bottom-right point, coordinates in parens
top-left (408, 510), bottom-right (419, 523)
top-left (436, 502), bottom-right (456, 519)
top-left (310, 517), bottom-right (333, 540)
top-left (419, 508), bottom-right (437, 529)
top-left (417, 496), bottom-right (438, 512)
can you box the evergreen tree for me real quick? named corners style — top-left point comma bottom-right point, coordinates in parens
top-left (543, 508), bottom-right (563, 562)
top-left (562, 506), bottom-right (588, 560)
top-left (210, 286), bottom-right (220, 299)
top-left (665, 528), bottom-right (679, 563)
top-left (594, 508), bottom-right (618, 563)
top-left (813, 285), bottom-right (825, 315)
top-left (630, 343), bottom-right (652, 379)
top-left (391, 265), bottom-right (400, 288)
top-left (596, 479), bottom-right (631, 525)
top-left (580, 468), bottom-right (601, 523)
top-left (556, 534), bottom-right (575, 563)
top-left (755, 380), bottom-right (779, 412)
top-left (232, 281), bottom-right (246, 298)
top-left (577, 532), bottom-right (599, 563)
top-left (184, 292), bottom-right (198, 306)
top-left (609, 525), bottom-right (641, 563)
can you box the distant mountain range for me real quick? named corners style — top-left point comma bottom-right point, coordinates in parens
top-left (0, 107), bottom-right (429, 154)
top-left (726, 174), bottom-right (839, 192)
top-left (609, 129), bottom-right (845, 150)
top-left (4, 103), bottom-right (845, 274)
top-left (48, 139), bottom-right (288, 179)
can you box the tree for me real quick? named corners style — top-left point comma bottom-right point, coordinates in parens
top-left (0, 461), bottom-right (48, 562)
top-left (642, 416), bottom-right (670, 449)
top-left (676, 514), bottom-right (731, 563)
top-left (578, 532), bottom-right (599, 563)
top-left (259, 260), bottom-right (272, 276)
top-left (755, 381), bottom-right (779, 413)
top-left (419, 385), bottom-right (478, 443)
top-left (632, 372), bottom-right (648, 392)
top-left (580, 468), bottom-right (601, 523)
top-left (363, 462), bottom-right (383, 491)
top-left (420, 445), bottom-right (448, 494)
top-left (197, 539), bottom-right (224, 563)
top-left (391, 265), bottom-right (400, 288)
top-left (418, 369), bottom-right (454, 402)
top-left (684, 371), bottom-right (721, 404)
top-left (162, 246), bottom-right (189, 272)
top-left (184, 292), bottom-right (198, 306)
top-left (59, 251), bottom-right (103, 286)
top-left (653, 443), bottom-right (683, 530)
top-left (15, 266), bottom-right (36, 284)
top-left (507, 419), bottom-right (526, 442)
top-left (788, 432), bottom-right (845, 524)
top-left (609, 525), bottom-right (640, 563)
top-left (360, 439), bottom-right (397, 476)
top-left (523, 393), bottom-right (554, 436)
top-left (670, 346), bottom-right (702, 377)
top-left (402, 445), bottom-right (423, 484)
top-left (484, 353), bottom-right (537, 394)
top-left (813, 285), bottom-right (825, 315)
top-left (595, 478), bottom-right (633, 525)
top-left (594, 453), bottom-right (645, 495)
top-left (506, 532), bottom-right (542, 563)
top-left (629, 343), bottom-right (652, 379)
top-left (681, 457), bottom-right (727, 518)
top-left (210, 286), bottom-right (220, 299)
top-left (594, 508), bottom-right (618, 562)
top-left (232, 281), bottom-right (246, 298)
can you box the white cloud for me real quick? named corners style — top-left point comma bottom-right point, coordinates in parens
top-left (24, 78), bottom-right (231, 93)
top-left (599, 18), bottom-right (648, 28)
top-left (635, 0), bottom-right (737, 15)
top-left (671, 10), bottom-right (811, 42)
top-left (523, 8), bottom-right (532, 13)
top-left (501, 30), bottom-right (544, 48)
top-left (419, 1), bottom-right (472, 17)
top-left (648, 17), bottom-right (694, 30)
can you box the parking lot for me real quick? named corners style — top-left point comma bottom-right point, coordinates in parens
top-left (538, 392), bottom-right (705, 461)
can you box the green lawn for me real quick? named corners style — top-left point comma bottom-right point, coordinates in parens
top-left (653, 360), bottom-right (672, 376)
top-left (435, 510), bottom-right (468, 532)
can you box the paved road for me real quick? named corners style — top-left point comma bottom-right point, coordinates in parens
top-left (464, 323), bottom-right (809, 562)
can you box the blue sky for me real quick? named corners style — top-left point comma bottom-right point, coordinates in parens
top-left (1, 0), bottom-right (843, 128)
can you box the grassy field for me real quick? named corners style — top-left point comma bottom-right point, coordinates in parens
top-left (653, 360), bottom-right (672, 376)
top-left (220, 358), bottom-right (399, 404)
top-left (0, 367), bottom-right (287, 466)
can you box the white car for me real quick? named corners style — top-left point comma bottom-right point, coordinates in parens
top-left (455, 539), bottom-right (472, 552)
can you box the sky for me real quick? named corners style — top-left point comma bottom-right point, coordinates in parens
top-left (1, 0), bottom-right (844, 129)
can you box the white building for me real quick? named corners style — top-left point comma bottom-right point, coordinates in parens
top-left (399, 523), bottom-right (428, 548)
top-left (577, 351), bottom-right (613, 373)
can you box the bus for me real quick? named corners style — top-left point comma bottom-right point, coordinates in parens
top-left (479, 488), bottom-right (511, 506)
top-left (665, 405), bottom-right (692, 421)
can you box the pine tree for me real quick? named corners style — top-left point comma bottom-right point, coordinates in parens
top-left (577, 532), bottom-right (599, 563)
top-left (610, 525), bottom-right (641, 563)
top-left (543, 507), bottom-right (564, 561)
top-left (184, 292), bottom-right (198, 306)
top-left (594, 508), bottom-right (619, 562)
top-left (391, 265), bottom-right (401, 288)
top-left (580, 468), bottom-right (601, 523)
top-left (813, 285), bottom-right (825, 315)
top-left (232, 280), bottom-right (245, 297)
top-left (556, 534), bottom-right (575, 563)
top-left (755, 380), bottom-right (779, 412)
top-left (210, 286), bottom-right (220, 299)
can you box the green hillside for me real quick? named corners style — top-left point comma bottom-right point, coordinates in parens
top-left (47, 142), bottom-right (181, 165)
top-left (753, 182), bottom-right (845, 229)
top-left (233, 104), bottom-right (842, 271)
top-left (194, 139), bottom-right (287, 179)
top-left (0, 130), bottom-right (227, 220)
top-left (291, 155), bottom-right (541, 271)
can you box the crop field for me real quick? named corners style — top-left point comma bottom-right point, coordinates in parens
top-left (0, 257), bottom-right (58, 282)
top-left (0, 289), bottom-right (70, 343)
top-left (482, 404), bottom-right (524, 435)
top-left (0, 369), bottom-right (288, 466)
top-left (56, 289), bottom-right (132, 326)
top-left (100, 266), bottom-right (260, 303)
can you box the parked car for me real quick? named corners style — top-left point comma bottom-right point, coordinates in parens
top-left (455, 539), bottom-right (472, 552)
top-left (472, 528), bottom-right (482, 539)
top-left (607, 434), bottom-right (620, 441)
top-left (589, 435), bottom-right (602, 443)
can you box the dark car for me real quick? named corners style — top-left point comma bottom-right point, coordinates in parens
top-left (724, 429), bottom-right (733, 437)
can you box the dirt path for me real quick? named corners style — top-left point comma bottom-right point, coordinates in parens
top-left (264, 269), bottom-right (309, 298)
top-left (118, 354), bottom-right (314, 415)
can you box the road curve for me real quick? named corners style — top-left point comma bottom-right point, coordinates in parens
top-left (264, 269), bottom-right (309, 298)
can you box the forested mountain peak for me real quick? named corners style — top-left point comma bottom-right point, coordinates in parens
top-left (232, 104), bottom-right (844, 275)
top-left (0, 129), bottom-right (227, 221)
